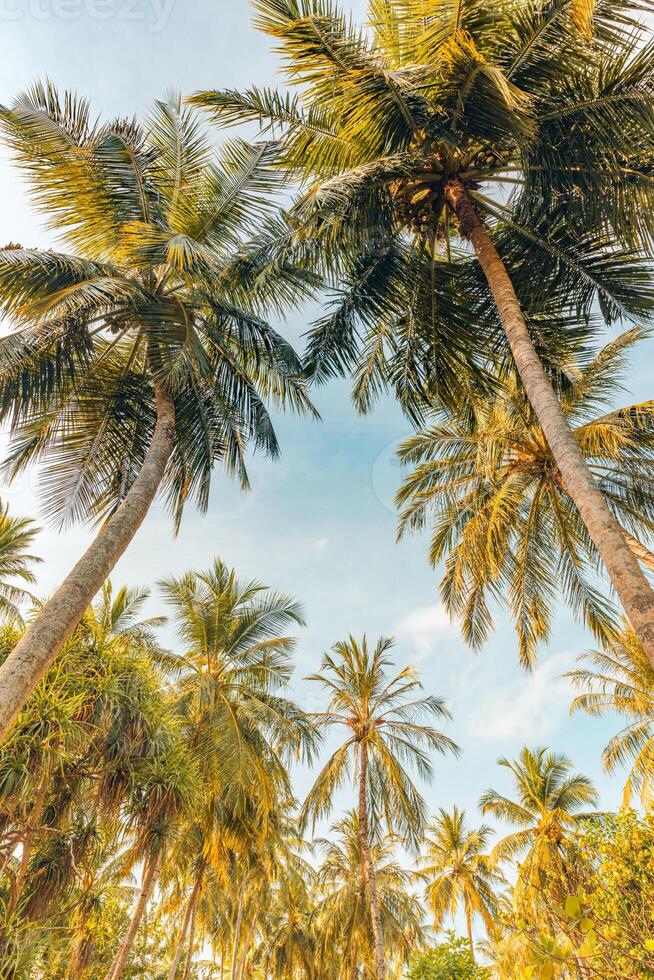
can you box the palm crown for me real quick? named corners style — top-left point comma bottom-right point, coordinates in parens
top-left (480, 747), bottom-right (598, 914)
top-left (313, 811), bottom-right (426, 976)
top-left (0, 502), bottom-right (40, 627)
top-left (0, 83), bottom-right (315, 529)
top-left (419, 806), bottom-right (504, 946)
top-left (396, 329), bottom-right (654, 667)
top-left (302, 634), bottom-right (458, 846)
top-left (195, 0), bottom-right (654, 418)
top-left (569, 626), bottom-right (654, 808)
top-left (160, 558), bottom-right (316, 810)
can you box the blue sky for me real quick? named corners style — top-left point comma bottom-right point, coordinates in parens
top-left (0, 0), bottom-right (650, 888)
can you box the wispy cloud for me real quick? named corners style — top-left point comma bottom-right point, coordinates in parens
top-left (313, 536), bottom-right (330, 553)
top-left (464, 653), bottom-right (573, 742)
top-left (395, 604), bottom-right (457, 661)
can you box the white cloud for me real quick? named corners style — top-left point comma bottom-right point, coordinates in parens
top-left (464, 653), bottom-right (573, 742)
top-left (395, 604), bottom-right (457, 660)
top-left (313, 537), bottom-right (330, 553)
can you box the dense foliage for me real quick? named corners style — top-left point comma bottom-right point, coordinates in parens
top-left (0, 0), bottom-right (653, 977)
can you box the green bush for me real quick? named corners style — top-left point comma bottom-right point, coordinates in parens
top-left (407, 934), bottom-right (488, 979)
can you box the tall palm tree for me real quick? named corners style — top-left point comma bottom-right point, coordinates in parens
top-left (396, 329), bottom-right (654, 667)
top-left (480, 747), bottom-right (598, 920)
top-left (0, 502), bottom-right (40, 627)
top-left (302, 634), bottom-right (458, 979)
top-left (158, 558), bottom-right (315, 979)
top-left (194, 0), bottom-right (654, 666)
top-left (569, 626), bottom-right (654, 808)
top-left (419, 806), bottom-right (504, 951)
top-left (0, 84), bottom-right (315, 740)
top-left (314, 811), bottom-right (427, 980)
top-left (104, 716), bottom-right (197, 980)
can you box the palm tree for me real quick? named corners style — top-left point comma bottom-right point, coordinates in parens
top-left (419, 806), bottom-right (504, 951)
top-left (396, 329), bottom-right (654, 667)
top-left (302, 634), bottom-right (458, 979)
top-left (314, 812), bottom-right (427, 980)
top-left (0, 502), bottom-right (40, 627)
top-left (480, 747), bottom-right (598, 920)
top-left (256, 852), bottom-right (318, 979)
top-left (569, 626), bottom-right (654, 808)
top-left (194, 0), bottom-right (654, 666)
top-left (158, 558), bottom-right (316, 979)
top-left (0, 83), bottom-right (315, 740)
top-left (104, 717), bottom-right (197, 980)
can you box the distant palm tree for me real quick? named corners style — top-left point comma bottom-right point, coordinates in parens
top-left (480, 748), bottom-right (598, 919)
top-left (0, 502), bottom-right (40, 627)
top-left (254, 848), bottom-right (318, 979)
top-left (397, 329), bottom-right (654, 667)
top-left (0, 84), bottom-right (315, 740)
top-left (419, 806), bottom-right (504, 951)
top-left (195, 0), bottom-right (654, 665)
top-left (569, 627), bottom-right (654, 808)
top-left (314, 811), bottom-right (426, 980)
top-left (158, 558), bottom-right (315, 980)
top-left (302, 635), bottom-right (458, 979)
top-left (104, 718), bottom-right (197, 980)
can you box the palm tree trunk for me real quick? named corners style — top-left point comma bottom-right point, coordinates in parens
top-left (166, 867), bottom-right (204, 980)
top-left (104, 850), bottom-right (161, 980)
top-left (0, 382), bottom-right (176, 743)
top-left (181, 892), bottom-right (198, 980)
top-left (236, 911), bottom-right (258, 980)
top-left (443, 178), bottom-right (654, 667)
top-left (231, 882), bottom-right (247, 980)
top-left (465, 904), bottom-right (474, 953)
top-left (358, 742), bottom-right (386, 980)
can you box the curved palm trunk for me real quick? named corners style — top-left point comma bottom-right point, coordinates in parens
top-left (104, 850), bottom-right (161, 980)
top-left (0, 383), bottom-right (176, 743)
top-left (443, 179), bottom-right (654, 667)
top-left (358, 742), bottom-right (386, 980)
top-left (166, 867), bottom-right (204, 980)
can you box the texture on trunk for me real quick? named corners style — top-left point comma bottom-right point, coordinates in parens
top-left (104, 850), bottom-right (161, 980)
top-left (166, 867), bottom-right (204, 980)
top-left (0, 382), bottom-right (176, 742)
top-left (443, 178), bottom-right (654, 667)
top-left (358, 742), bottom-right (386, 980)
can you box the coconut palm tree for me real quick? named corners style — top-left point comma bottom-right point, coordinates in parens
top-left (480, 747), bottom-right (598, 920)
top-left (302, 634), bottom-right (457, 979)
top-left (158, 558), bottom-right (315, 979)
top-left (0, 502), bottom-right (40, 627)
top-left (313, 811), bottom-right (427, 980)
top-left (569, 626), bottom-right (654, 808)
top-left (419, 806), bottom-right (504, 951)
top-left (397, 329), bottom-right (654, 668)
top-left (104, 716), bottom-right (197, 980)
top-left (0, 83), bottom-right (316, 740)
top-left (193, 0), bottom-right (654, 666)
top-left (255, 854), bottom-right (318, 979)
